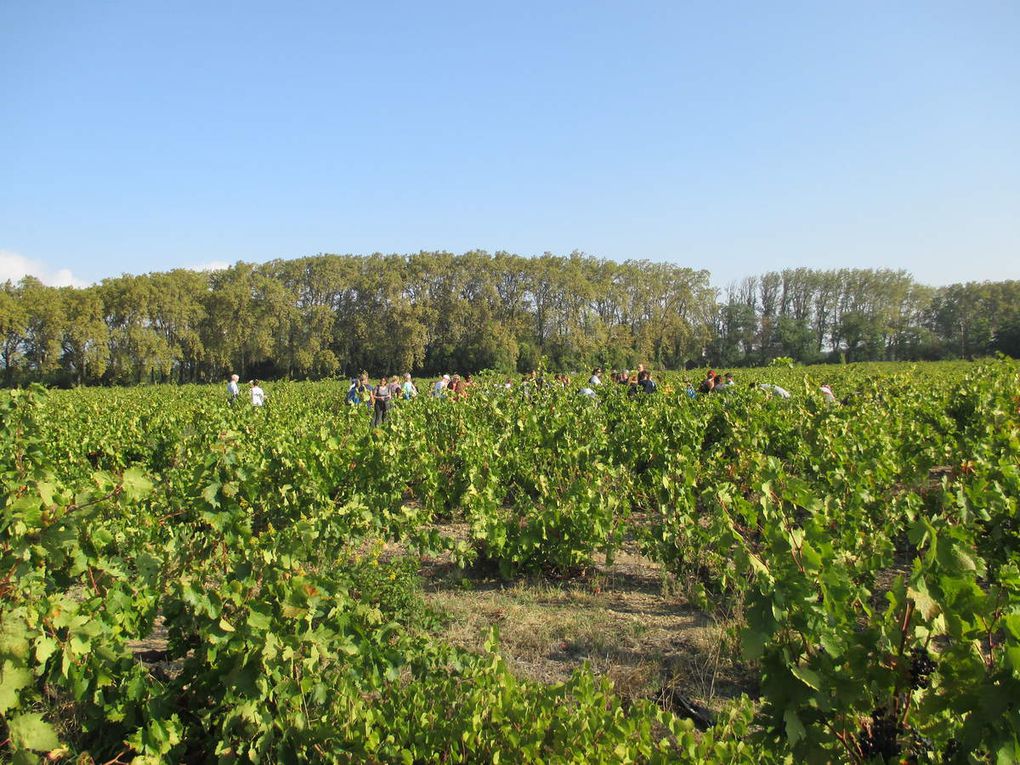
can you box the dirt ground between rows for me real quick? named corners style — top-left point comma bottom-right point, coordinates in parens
top-left (416, 530), bottom-right (756, 717)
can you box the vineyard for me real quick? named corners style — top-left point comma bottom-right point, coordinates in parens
top-left (2, 360), bottom-right (1018, 763)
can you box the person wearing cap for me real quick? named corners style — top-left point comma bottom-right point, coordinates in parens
top-left (432, 374), bottom-right (450, 398)
top-left (227, 373), bottom-right (240, 404)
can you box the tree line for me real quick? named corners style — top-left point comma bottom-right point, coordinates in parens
top-left (0, 251), bottom-right (1017, 386)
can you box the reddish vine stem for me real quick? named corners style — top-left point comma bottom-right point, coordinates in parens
top-left (64, 488), bottom-right (120, 516)
top-left (831, 720), bottom-right (864, 762)
top-left (892, 599), bottom-right (916, 723)
top-left (156, 510), bottom-right (187, 525)
top-left (87, 565), bottom-right (102, 596)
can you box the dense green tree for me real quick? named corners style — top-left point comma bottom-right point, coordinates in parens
top-left (0, 281), bottom-right (27, 384)
top-left (100, 275), bottom-right (175, 383)
top-left (20, 277), bottom-right (65, 376)
top-left (61, 286), bottom-right (110, 384)
top-left (0, 255), bottom-right (1016, 387)
top-left (928, 281), bottom-right (1020, 358)
top-left (147, 270), bottom-right (208, 382)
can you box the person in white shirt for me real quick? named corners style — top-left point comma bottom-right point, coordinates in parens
top-left (250, 380), bottom-right (266, 407)
top-left (227, 374), bottom-right (240, 404)
top-left (755, 382), bottom-right (791, 399)
top-left (432, 374), bottom-right (450, 398)
top-left (588, 368), bottom-right (602, 387)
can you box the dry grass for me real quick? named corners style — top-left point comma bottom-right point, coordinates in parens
top-left (423, 542), bottom-right (755, 715)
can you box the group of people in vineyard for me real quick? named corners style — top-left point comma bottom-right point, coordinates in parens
top-left (579, 365), bottom-right (659, 397)
top-left (225, 363), bottom-right (837, 422)
top-left (227, 374), bottom-right (267, 407)
top-left (430, 373), bottom-right (473, 399)
top-left (345, 373), bottom-right (420, 425)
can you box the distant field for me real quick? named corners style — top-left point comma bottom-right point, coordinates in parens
top-left (3, 358), bottom-right (1018, 762)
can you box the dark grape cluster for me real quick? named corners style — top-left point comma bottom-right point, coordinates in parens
top-left (909, 648), bottom-right (936, 690)
top-left (943, 737), bottom-right (960, 761)
top-left (860, 710), bottom-right (900, 760)
top-left (905, 729), bottom-right (935, 761)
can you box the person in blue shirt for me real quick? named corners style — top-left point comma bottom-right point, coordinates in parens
top-left (347, 375), bottom-right (372, 406)
top-left (345, 378), bottom-right (360, 405)
top-left (401, 373), bottom-right (418, 400)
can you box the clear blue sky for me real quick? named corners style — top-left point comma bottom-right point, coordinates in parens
top-left (2, 1), bottom-right (1018, 289)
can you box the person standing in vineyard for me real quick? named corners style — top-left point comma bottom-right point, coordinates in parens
top-left (353, 375), bottom-right (372, 406)
top-left (250, 380), bottom-right (266, 407)
top-left (371, 376), bottom-right (392, 426)
top-left (345, 377), bottom-right (360, 405)
top-left (401, 373), bottom-right (418, 400)
top-left (700, 371), bottom-right (716, 393)
top-left (388, 375), bottom-right (402, 400)
top-left (638, 369), bottom-right (657, 394)
top-left (227, 374), bottom-right (240, 404)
